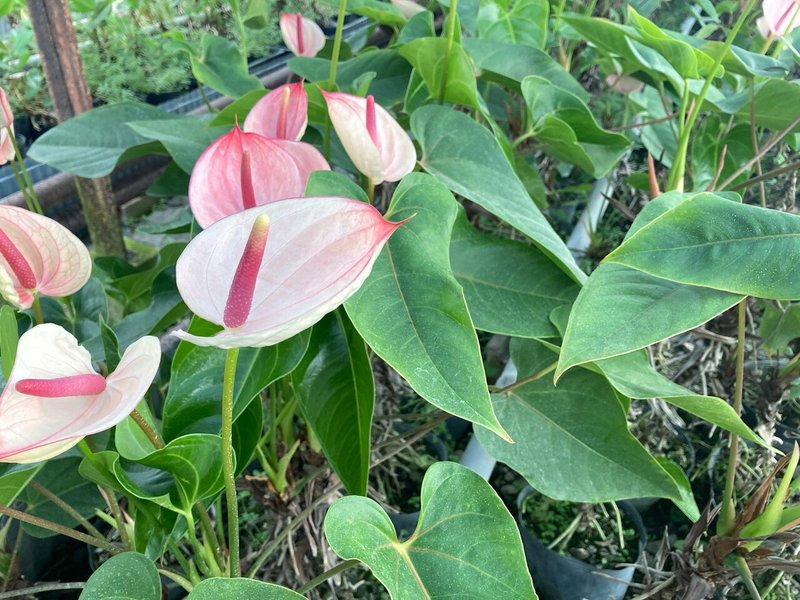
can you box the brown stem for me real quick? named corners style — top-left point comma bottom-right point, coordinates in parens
top-left (130, 409), bottom-right (164, 449)
top-left (494, 361), bottom-right (557, 394)
top-left (29, 481), bottom-right (106, 541)
top-left (728, 160), bottom-right (800, 192)
top-left (749, 80), bottom-right (767, 207)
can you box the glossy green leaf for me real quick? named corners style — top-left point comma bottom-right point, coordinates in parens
top-left (345, 173), bottom-right (506, 437)
top-left (412, 105), bottom-right (585, 283)
top-left (320, 0), bottom-right (406, 26)
top-left (325, 462), bottom-right (537, 599)
top-left (0, 305), bottom-right (18, 380)
top-left (450, 211), bottom-right (578, 338)
top-left (0, 463), bottom-right (42, 506)
top-left (398, 10), bottom-right (436, 44)
top-left (556, 262), bottom-right (741, 376)
top-left (477, 340), bottom-right (686, 504)
top-left (463, 38), bottom-right (587, 99)
top-left (400, 38), bottom-right (478, 107)
top-left (162, 318), bottom-right (310, 442)
top-left (189, 33), bottom-right (262, 98)
top-left (708, 80), bottom-right (800, 133)
top-left (305, 170), bottom-right (368, 202)
top-left (760, 301), bottom-right (800, 355)
top-left (695, 40), bottom-right (787, 78)
top-left (522, 76), bottom-right (630, 177)
top-left (606, 193), bottom-right (800, 300)
top-left (132, 502), bottom-right (180, 561)
top-left (293, 311), bottom-right (374, 495)
top-left (127, 117), bottom-right (226, 174)
top-left (114, 433), bottom-right (224, 514)
top-left (477, 0), bottom-right (548, 49)
top-left (28, 102), bottom-right (169, 177)
top-left (210, 89), bottom-right (269, 127)
top-left (80, 552), bottom-right (161, 600)
top-left (188, 578), bottom-right (305, 599)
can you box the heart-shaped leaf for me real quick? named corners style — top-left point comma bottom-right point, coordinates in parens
top-left (80, 552), bottom-right (160, 600)
top-left (325, 462), bottom-right (537, 599)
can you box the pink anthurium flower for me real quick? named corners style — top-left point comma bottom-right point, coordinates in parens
top-left (321, 91), bottom-right (417, 184)
top-left (244, 82), bottom-right (308, 141)
top-left (391, 0), bottom-right (426, 19)
top-left (759, 0), bottom-right (800, 36)
top-left (0, 206), bottom-right (91, 309)
top-left (188, 124), bottom-right (330, 228)
top-left (0, 87), bottom-right (14, 164)
top-left (280, 13), bottom-right (326, 58)
top-left (0, 325), bottom-right (161, 463)
top-left (175, 197), bottom-right (403, 349)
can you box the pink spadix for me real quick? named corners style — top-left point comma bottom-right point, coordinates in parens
top-left (223, 214), bottom-right (270, 328)
top-left (16, 373), bottom-right (107, 397)
top-left (0, 227), bottom-right (36, 289)
top-left (295, 14), bottom-right (305, 54)
top-left (240, 151), bottom-right (256, 210)
top-left (365, 95), bottom-right (380, 150)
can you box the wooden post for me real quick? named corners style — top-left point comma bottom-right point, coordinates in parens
top-left (27, 0), bottom-right (125, 257)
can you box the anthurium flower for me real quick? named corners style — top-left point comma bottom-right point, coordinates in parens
top-left (0, 325), bottom-right (161, 463)
top-left (188, 124), bottom-right (329, 228)
top-left (0, 206), bottom-right (91, 309)
top-left (244, 82), bottom-right (308, 141)
top-left (321, 91), bottom-right (417, 184)
top-left (759, 0), bottom-right (800, 36)
top-left (280, 13), bottom-right (326, 58)
top-left (391, 0), bottom-right (426, 18)
top-left (175, 198), bottom-right (403, 349)
top-left (0, 87), bottom-right (15, 164)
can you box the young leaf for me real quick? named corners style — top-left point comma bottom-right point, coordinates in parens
top-left (79, 552), bottom-right (161, 600)
top-left (325, 462), bottom-right (537, 599)
top-left (400, 37), bottom-right (479, 107)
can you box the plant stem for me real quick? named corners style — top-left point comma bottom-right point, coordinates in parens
top-left (729, 159), bottom-right (800, 191)
top-left (8, 159), bottom-right (35, 213)
top-left (1, 525), bottom-right (23, 592)
top-left (130, 408), bottom-right (164, 449)
top-left (748, 79), bottom-right (767, 207)
top-left (0, 503), bottom-right (118, 554)
top-left (494, 361), bottom-right (557, 394)
top-left (31, 294), bottom-right (43, 325)
top-left (0, 583), bottom-right (85, 598)
top-left (29, 481), bottom-right (106, 541)
top-left (221, 347), bottom-right (241, 577)
top-left (324, 0), bottom-right (349, 160)
top-left (158, 568), bottom-right (194, 593)
top-left (297, 559), bottom-right (360, 594)
top-left (437, 0), bottom-right (459, 104)
top-left (719, 299), bottom-right (747, 535)
top-left (5, 125), bottom-right (42, 215)
top-left (367, 179), bottom-right (375, 203)
top-left (666, 0), bottom-right (757, 190)
top-left (103, 487), bottom-right (132, 550)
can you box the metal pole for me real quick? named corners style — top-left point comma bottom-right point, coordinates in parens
top-left (26, 0), bottom-right (125, 256)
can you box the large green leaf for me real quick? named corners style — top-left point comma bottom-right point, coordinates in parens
top-left (80, 552), bottom-right (161, 600)
top-left (477, 340), bottom-right (690, 508)
top-left (325, 462), bottom-right (537, 599)
top-left (707, 79), bottom-right (800, 133)
top-left (411, 105), bottom-right (585, 283)
top-left (463, 38), bottom-right (587, 99)
top-left (187, 579), bottom-right (305, 599)
top-left (127, 117), bottom-right (226, 174)
top-left (399, 37), bottom-right (478, 107)
top-left (293, 310), bottom-right (374, 496)
top-left (320, 0), bottom-right (406, 26)
top-left (477, 0), bottom-right (548, 49)
top-left (522, 76), bottom-right (630, 177)
top-left (27, 102), bottom-right (169, 177)
top-left (556, 262), bottom-right (741, 376)
top-left (0, 463), bottom-right (42, 506)
top-left (450, 211), bottom-right (578, 338)
top-left (345, 173), bottom-right (506, 437)
top-left (189, 33), bottom-right (262, 98)
top-left (162, 318), bottom-right (310, 442)
top-left (606, 193), bottom-right (800, 300)
top-left (114, 433), bottom-right (224, 514)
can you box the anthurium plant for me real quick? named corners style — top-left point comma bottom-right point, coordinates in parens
top-left (1, 0), bottom-right (800, 597)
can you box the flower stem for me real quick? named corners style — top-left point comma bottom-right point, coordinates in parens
top-left (221, 347), bottom-right (241, 577)
top-left (297, 559), bottom-right (360, 594)
top-left (367, 179), bottom-right (375, 203)
top-left (324, 0), bottom-right (349, 160)
top-left (130, 408), bottom-right (164, 449)
top-left (31, 294), bottom-right (43, 325)
top-left (29, 481), bottom-right (106, 541)
top-left (666, 0), bottom-right (756, 191)
top-left (438, 0), bottom-right (460, 104)
top-left (5, 125), bottom-right (42, 215)
top-left (719, 299), bottom-right (747, 535)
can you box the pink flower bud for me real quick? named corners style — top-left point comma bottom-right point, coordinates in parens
top-left (244, 82), bottom-right (308, 141)
top-left (322, 91), bottom-right (417, 184)
top-left (174, 198), bottom-right (404, 349)
top-left (0, 325), bottom-right (161, 463)
top-left (761, 0), bottom-right (800, 36)
top-left (391, 0), bottom-right (426, 19)
top-left (0, 206), bottom-right (91, 309)
top-left (0, 87), bottom-right (15, 165)
top-left (188, 124), bottom-right (330, 228)
top-left (280, 13), bottom-right (326, 58)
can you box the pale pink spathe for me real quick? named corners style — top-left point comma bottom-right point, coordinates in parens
top-left (244, 82), bottom-right (308, 141)
top-left (0, 87), bottom-right (14, 164)
top-left (391, 0), bottom-right (426, 19)
top-left (761, 0), bottom-right (800, 35)
top-left (175, 198), bottom-right (402, 349)
top-left (0, 206), bottom-right (91, 309)
top-left (0, 325), bottom-right (161, 463)
top-left (605, 73), bottom-right (644, 95)
top-left (322, 91), bottom-right (417, 184)
top-left (280, 13), bottom-right (326, 58)
top-left (188, 125), bottom-right (329, 228)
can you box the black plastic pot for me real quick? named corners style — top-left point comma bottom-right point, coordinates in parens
top-left (516, 487), bottom-right (647, 600)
